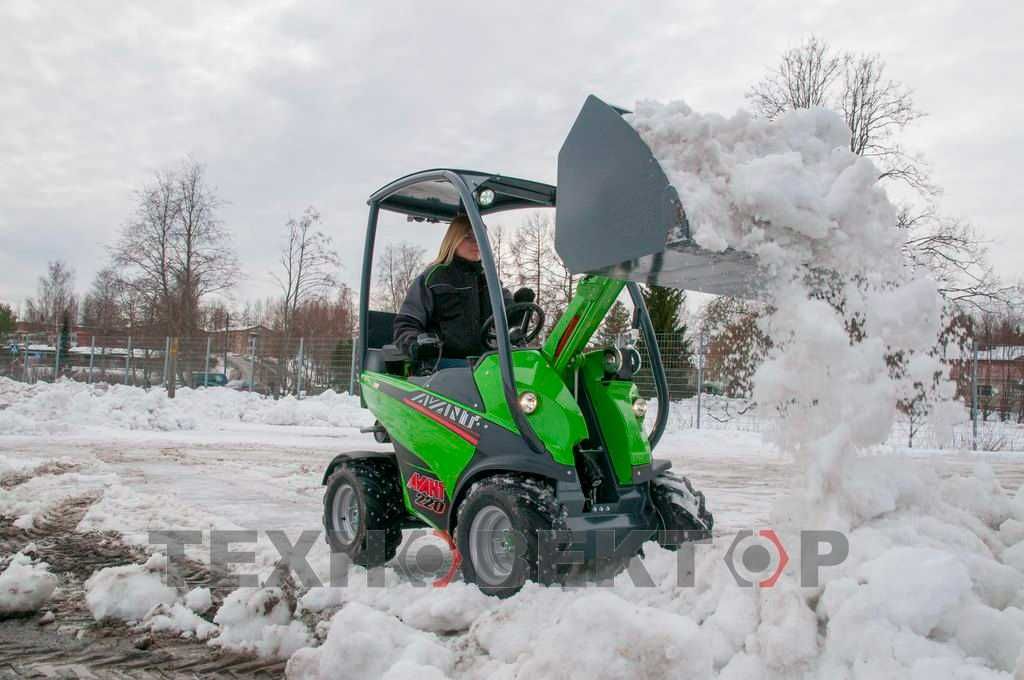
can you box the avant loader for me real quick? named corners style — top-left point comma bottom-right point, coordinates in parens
top-left (321, 96), bottom-right (751, 596)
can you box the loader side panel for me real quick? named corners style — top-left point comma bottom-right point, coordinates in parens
top-left (473, 349), bottom-right (588, 467)
top-left (578, 351), bottom-right (652, 485)
top-left (360, 372), bottom-right (478, 522)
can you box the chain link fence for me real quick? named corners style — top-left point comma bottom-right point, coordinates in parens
top-left (3, 329), bottom-right (1021, 448)
top-left (0, 332), bottom-right (357, 398)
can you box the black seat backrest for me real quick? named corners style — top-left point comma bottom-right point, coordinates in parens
top-left (366, 310), bottom-right (398, 349)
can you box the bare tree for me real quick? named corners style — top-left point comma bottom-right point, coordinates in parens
top-left (748, 36), bottom-right (1006, 311)
top-left (841, 54), bottom-right (929, 192)
top-left (374, 242), bottom-right (426, 312)
top-left (112, 160), bottom-right (238, 335)
top-left (488, 223), bottom-right (515, 283)
top-left (272, 207), bottom-right (340, 339)
top-left (171, 162), bottom-right (238, 334)
top-left (747, 36), bottom-right (841, 118)
top-left (80, 267), bottom-right (126, 333)
top-left (24, 260), bottom-right (78, 326)
top-left (899, 208), bottom-right (1011, 312)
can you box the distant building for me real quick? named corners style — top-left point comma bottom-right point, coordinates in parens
top-left (950, 345), bottom-right (1024, 421)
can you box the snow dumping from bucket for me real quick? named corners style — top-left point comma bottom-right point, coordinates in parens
top-left (617, 99), bottom-right (1024, 677)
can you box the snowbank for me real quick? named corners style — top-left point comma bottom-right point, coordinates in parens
top-left (0, 548), bottom-right (57, 615)
top-left (0, 378), bottom-right (364, 435)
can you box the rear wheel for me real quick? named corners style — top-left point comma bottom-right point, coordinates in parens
top-left (323, 458), bottom-right (404, 567)
top-left (455, 475), bottom-right (566, 597)
top-left (651, 472), bottom-right (713, 548)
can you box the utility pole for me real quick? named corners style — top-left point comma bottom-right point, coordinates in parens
top-left (694, 328), bottom-right (707, 429)
top-left (168, 338), bottom-right (179, 398)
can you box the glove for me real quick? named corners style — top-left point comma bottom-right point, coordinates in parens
top-left (411, 333), bottom-right (441, 361)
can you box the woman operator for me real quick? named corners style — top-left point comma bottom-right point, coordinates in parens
top-left (393, 215), bottom-right (526, 369)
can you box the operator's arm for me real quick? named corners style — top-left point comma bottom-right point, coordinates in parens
top-left (392, 272), bottom-right (434, 357)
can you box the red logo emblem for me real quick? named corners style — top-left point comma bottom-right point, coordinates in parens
top-left (407, 472), bottom-right (447, 514)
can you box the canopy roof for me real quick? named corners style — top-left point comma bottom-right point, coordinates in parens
top-left (369, 169), bottom-right (556, 222)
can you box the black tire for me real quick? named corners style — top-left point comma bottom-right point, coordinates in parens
top-left (651, 472), bottom-right (714, 549)
top-left (322, 458), bottom-right (404, 568)
top-left (455, 475), bottom-right (566, 598)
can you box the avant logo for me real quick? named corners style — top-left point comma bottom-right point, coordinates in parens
top-left (407, 472), bottom-right (447, 514)
top-left (407, 392), bottom-right (482, 432)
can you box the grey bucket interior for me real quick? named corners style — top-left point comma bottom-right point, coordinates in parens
top-left (554, 95), bottom-right (758, 297)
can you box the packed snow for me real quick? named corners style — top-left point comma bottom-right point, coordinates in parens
top-left (0, 548), bottom-right (57, 615)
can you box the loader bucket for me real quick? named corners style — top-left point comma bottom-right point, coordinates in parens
top-left (555, 95), bottom-right (757, 296)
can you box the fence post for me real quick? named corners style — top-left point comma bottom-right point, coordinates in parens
top-left (204, 336), bottom-right (212, 386)
top-left (695, 329), bottom-right (706, 430)
top-left (24, 340), bottom-right (30, 383)
top-left (168, 338), bottom-right (179, 398)
top-left (162, 337), bottom-right (171, 387)
top-left (296, 337), bottom-right (305, 399)
top-left (88, 336), bottom-right (95, 384)
top-left (53, 332), bottom-right (60, 381)
top-left (249, 336), bottom-right (257, 393)
top-left (125, 336), bottom-right (132, 386)
top-left (971, 338), bottom-right (979, 450)
top-left (349, 338), bottom-right (358, 395)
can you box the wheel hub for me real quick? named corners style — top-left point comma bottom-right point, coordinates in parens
top-left (468, 505), bottom-right (515, 586)
top-left (332, 484), bottom-right (360, 543)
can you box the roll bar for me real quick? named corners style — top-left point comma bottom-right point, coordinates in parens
top-left (362, 170), bottom-right (548, 456)
top-left (626, 282), bottom-right (668, 452)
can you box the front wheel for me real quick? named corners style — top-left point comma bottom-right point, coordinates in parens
top-left (651, 472), bottom-right (713, 549)
top-left (455, 475), bottom-right (565, 598)
top-left (323, 458), bottom-right (404, 567)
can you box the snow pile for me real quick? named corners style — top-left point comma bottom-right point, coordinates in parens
top-left (286, 602), bottom-right (454, 680)
top-left (299, 575), bottom-right (496, 636)
top-left (84, 553), bottom-right (178, 622)
top-left (0, 548), bottom-right (58, 615)
top-left (471, 588), bottom-right (709, 679)
top-left (0, 377), bottom-right (365, 435)
top-left (211, 587), bottom-right (312, 659)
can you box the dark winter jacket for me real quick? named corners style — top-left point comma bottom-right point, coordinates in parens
top-left (392, 257), bottom-right (511, 360)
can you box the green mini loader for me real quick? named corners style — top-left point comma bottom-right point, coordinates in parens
top-left (321, 95), bottom-right (753, 596)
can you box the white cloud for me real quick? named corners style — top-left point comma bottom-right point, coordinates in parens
top-left (1, 1), bottom-right (1021, 308)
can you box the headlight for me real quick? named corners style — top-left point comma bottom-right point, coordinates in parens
top-left (632, 398), bottom-right (648, 419)
top-left (519, 392), bottom-right (538, 414)
top-left (477, 188), bottom-right (495, 206)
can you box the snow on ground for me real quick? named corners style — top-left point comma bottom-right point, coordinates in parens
top-left (2, 378), bottom-right (1021, 675)
top-left (0, 548), bottom-right (57, 615)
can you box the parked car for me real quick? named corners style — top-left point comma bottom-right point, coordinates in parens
top-left (191, 372), bottom-right (228, 388)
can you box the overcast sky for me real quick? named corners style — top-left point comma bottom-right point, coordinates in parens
top-left (2, 0), bottom-right (1021, 312)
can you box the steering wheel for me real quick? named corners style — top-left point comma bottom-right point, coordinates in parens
top-left (481, 302), bottom-right (546, 350)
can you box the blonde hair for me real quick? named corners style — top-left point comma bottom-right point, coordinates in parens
top-left (432, 215), bottom-right (474, 265)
